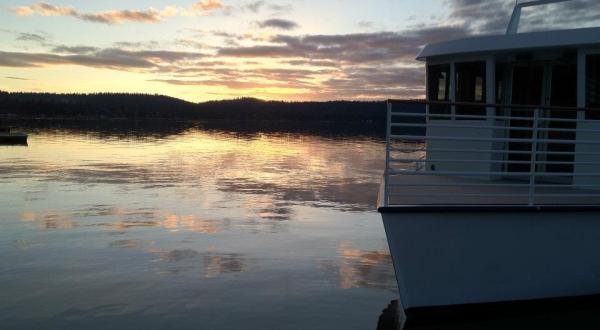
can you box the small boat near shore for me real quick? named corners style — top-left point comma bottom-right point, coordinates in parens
top-left (0, 127), bottom-right (28, 145)
top-left (379, 0), bottom-right (600, 328)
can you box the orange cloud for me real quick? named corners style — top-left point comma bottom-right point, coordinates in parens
top-left (12, 1), bottom-right (225, 24)
top-left (192, 0), bottom-right (224, 11)
top-left (14, 2), bottom-right (76, 17)
top-left (79, 9), bottom-right (164, 24)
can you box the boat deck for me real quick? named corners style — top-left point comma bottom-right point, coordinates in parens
top-left (386, 174), bottom-right (600, 206)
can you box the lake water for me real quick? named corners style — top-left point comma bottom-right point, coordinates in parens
top-left (0, 126), bottom-right (397, 329)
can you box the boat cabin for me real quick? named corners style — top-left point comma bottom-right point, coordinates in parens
top-left (383, 4), bottom-right (600, 206)
top-left (421, 27), bottom-right (600, 181)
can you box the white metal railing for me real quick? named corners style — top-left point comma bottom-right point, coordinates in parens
top-left (383, 100), bottom-right (600, 207)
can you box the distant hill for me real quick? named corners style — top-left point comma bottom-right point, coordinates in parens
top-left (0, 91), bottom-right (424, 125)
top-left (0, 92), bottom-right (196, 120)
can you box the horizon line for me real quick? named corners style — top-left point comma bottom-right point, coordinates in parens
top-left (0, 90), bottom-right (425, 104)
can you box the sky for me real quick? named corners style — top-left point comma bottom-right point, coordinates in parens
top-left (1, 0), bottom-right (599, 102)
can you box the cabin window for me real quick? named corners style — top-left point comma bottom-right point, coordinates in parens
top-left (455, 61), bottom-right (486, 118)
top-left (427, 64), bottom-right (451, 118)
top-left (587, 54), bottom-right (600, 120)
top-left (495, 64), bottom-right (508, 116)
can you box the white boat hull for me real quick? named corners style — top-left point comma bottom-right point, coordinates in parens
top-left (381, 208), bottom-right (600, 316)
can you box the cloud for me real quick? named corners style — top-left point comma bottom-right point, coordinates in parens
top-left (238, 1), bottom-right (292, 14)
top-left (218, 27), bottom-right (470, 63)
top-left (0, 8), bottom-right (471, 101)
top-left (219, 45), bottom-right (296, 58)
top-left (77, 9), bottom-right (165, 24)
top-left (192, 0), bottom-right (224, 11)
top-left (154, 64), bottom-right (331, 84)
top-left (268, 4), bottom-right (293, 13)
top-left (7, 0), bottom-right (600, 102)
top-left (357, 21), bottom-right (374, 29)
top-left (0, 31), bottom-right (429, 100)
top-left (442, 0), bottom-right (512, 34)
top-left (147, 55), bottom-right (423, 100)
top-left (14, 2), bottom-right (76, 17)
top-left (284, 60), bottom-right (338, 67)
top-left (519, 0), bottom-right (600, 31)
top-left (12, 1), bottom-right (225, 24)
top-left (0, 26), bottom-right (463, 100)
top-left (113, 41), bottom-right (161, 49)
top-left (156, 27), bottom-right (458, 99)
top-left (5, 76), bottom-right (32, 81)
top-left (174, 38), bottom-right (206, 50)
top-left (150, 79), bottom-right (287, 89)
top-left (0, 48), bottom-right (204, 69)
top-left (319, 66), bottom-right (425, 97)
top-left (258, 19), bottom-right (299, 30)
top-left (445, 0), bottom-right (600, 34)
top-left (52, 45), bottom-right (99, 54)
top-left (245, 1), bottom-right (266, 13)
top-left (15, 32), bottom-right (47, 44)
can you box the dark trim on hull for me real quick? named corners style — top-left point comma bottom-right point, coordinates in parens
top-left (404, 294), bottom-right (600, 328)
top-left (378, 205), bottom-right (600, 213)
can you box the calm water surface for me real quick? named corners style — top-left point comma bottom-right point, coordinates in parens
top-left (0, 127), bottom-right (396, 329)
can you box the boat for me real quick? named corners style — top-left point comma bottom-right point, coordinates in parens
top-left (0, 127), bottom-right (28, 145)
top-left (378, 0), bottom-right (600, 327)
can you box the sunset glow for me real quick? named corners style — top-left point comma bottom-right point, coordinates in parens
top-left (1, 0), bottom-right (598, 102)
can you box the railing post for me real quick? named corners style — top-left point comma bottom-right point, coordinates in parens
top-left (384, 101), bottom-right (392, 207)
top-left (450, 62), bottom-right (456, 120)
top-left (528, 108), bottom-right (540, 205)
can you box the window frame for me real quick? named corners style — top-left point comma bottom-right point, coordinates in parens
top-left (585, 53), bottom-right (600, 120)
top-left (427, 63), bottom-right (452, 119)
top-left (454, 60), bottom-right (488, 118)
top-left (427, 63), bottom-right (451, 102)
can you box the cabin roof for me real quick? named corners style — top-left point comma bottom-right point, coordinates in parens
top-left (417, 26), bottom-right (600, 61)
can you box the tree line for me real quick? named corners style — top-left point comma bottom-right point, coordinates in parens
top-left (0, 91), bottom-right (424, 124)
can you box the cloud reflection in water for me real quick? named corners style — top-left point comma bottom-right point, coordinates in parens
top-left (157, 250), bottom-right (249, 278)
top-left (19, 208), bottom-right (227, 234)
top-left (3, 129), bottom-right (386, 213)
top-left (321, 242), bottom-right (396, 291)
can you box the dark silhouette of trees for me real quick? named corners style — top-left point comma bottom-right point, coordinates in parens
top-left (0, 91), bottom-right (424, 126)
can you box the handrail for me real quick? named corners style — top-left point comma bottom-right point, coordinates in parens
top-left (506, 0), bottom-right (572, 35)
top-left (383, 100), bottom-right (600, 207)
top-left (387, 99), bottom-right (600, 114)
top-left (384, 102), bottom-right (392, 207)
